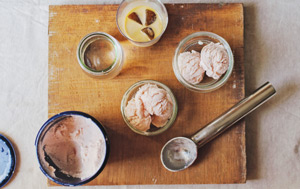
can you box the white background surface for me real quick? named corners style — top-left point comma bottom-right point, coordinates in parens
top-left (0, 0), bottom-right (299, 188)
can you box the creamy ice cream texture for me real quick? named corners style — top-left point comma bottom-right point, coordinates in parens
top-left (38, 115), bottom-right (107, 180)
top-left (200, 42), bottom-right (229, 80)
top-left (125, 84), bottom-right (173, 132)
top-left (178, 42), bottom-right (229, 84)
top-left (178, 50), bottom-right (205, 84)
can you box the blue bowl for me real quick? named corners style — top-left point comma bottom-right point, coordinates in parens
top-left (0, 134), bottom-right (16, 188)
top-left (35, 111), bottom-right (110, 186)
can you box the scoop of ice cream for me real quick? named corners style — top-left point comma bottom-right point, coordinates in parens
top-left (124, 98), bottom-right (152, 132)
top-left (152, 98), bottom-right (173, 127)
top-left (178, 50), bottom-right (205, 84)
top-left (38, 115), bottom-right (106, 180)
top-left (200, 42), bottom-right (229, 80)
top-left (124, 84), bottom-right (173, 131)
top-left (136, 84), bottom-right (173, 127)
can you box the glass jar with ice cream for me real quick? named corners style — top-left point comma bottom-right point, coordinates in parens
top-left (121, 80), bottom-right (178, 136)
top-left (173, 32), bottom-right (234, 93)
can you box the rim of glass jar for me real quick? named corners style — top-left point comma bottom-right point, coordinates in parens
top-left (76, 32), bottom-right (122, 76)
top-left (116, 0), bottom-right (168, 46)
top-left (173, 31), bottom-right (234, 93)
top-left (121, 80), bottom-right (178, 136)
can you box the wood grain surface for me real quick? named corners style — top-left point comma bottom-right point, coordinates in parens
top-left (48, 3), bottom-right (245, 185)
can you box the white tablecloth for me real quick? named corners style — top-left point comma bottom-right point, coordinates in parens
top-left (1, 0), bottom-right (299, 188)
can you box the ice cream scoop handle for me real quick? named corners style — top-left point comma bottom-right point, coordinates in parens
top-left (191, 82), bottom-right (276, 147)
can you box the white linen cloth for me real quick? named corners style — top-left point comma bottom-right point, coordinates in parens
top-left (0, 0), bottom-right (300, 188)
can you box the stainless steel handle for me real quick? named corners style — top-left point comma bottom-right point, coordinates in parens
top-left (191, 82), bottom-right (276, 147)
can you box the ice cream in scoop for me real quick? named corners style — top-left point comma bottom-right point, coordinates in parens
top-left (124, 84), bottom-right (173, 132)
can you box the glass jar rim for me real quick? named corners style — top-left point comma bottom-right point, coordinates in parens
top-left (116, 0), bottom-right (169, 45)
top-left (173, 31), bottom-right (234, 92)
top-left (121, 80), bottom-right (178, 136)
top-left (77, 32), bottom-right (121, 76)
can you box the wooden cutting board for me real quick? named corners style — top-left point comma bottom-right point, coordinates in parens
top-left (48, 3), bottom-right (245, 185)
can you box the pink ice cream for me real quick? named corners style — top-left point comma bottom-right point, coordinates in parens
top-left (178, 50), bottom-right (205, 84)
top-left (124, 84), bottom-right (173, 132)
top-left (200, 42), bottom-right (229, 80)
top-left (124, 98), bottom-right (152, 132)
top-left (38, 115), bottom-right (106, 180)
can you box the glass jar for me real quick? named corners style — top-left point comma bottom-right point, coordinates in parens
top-left (173, 31), bottom-right (234, 93)
top-left (116, 0), bottom-right (168, 47)
top-left (121, 80), bottom-right (178, 136)
top-left (77, 32), bottom-right (124, 79)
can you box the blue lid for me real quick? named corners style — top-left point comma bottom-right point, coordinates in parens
top-left (0, 134), bottom-right (16, 188)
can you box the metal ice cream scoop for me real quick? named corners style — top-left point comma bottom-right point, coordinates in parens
top-left (161, 82), bottom-right (276, 172)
